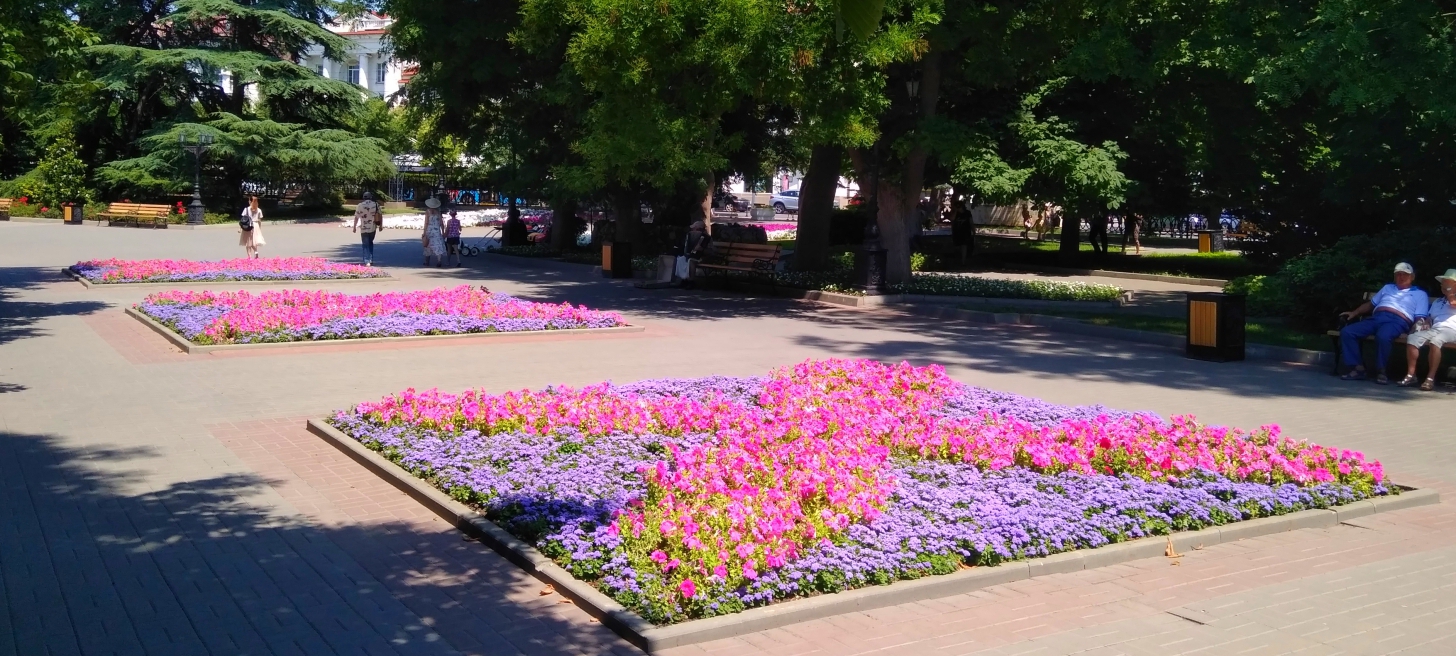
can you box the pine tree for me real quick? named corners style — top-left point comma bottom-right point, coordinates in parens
top-left (86, 0), bottom-right (393, 204)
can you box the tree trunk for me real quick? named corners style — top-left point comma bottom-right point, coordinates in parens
top-left (794, 144), bottom-right (842, 271)
top-left (613, 191), bottom-right (639, 245)
top-left (1059, 212), bottom-right (1082, 263)
top-left (882, 52), bottom-right (943, 286)
top-left (550, 198), bottom-right (577, 251)
top-left (876, 182), bottom-right (913, 284)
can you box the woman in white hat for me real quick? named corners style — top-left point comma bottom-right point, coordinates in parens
top-left (422, 197), bottom-right (447, 267)
top-left (1400, 269), bottom-right (1456, 390)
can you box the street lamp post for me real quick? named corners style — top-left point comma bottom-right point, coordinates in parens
top-left (179, 132), bottom-right (214, 225)
top-left (854, 144), bottom-right (887, 294)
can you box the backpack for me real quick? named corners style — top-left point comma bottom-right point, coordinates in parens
top-left (239, 209), bottom-right (254, 231)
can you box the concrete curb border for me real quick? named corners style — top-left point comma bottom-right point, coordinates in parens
top-left (305, 418), bottom-right (1439, 654)
top-left (124, 307), bottom-right (645, 355)
top-left (62, 267), bottom-right (392, 289)
top-left (891, 303), bottom-right (1335, 368)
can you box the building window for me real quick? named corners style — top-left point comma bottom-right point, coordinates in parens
top-left (375, 62), bottom-right (387, 84)
top-left (347, 65), bottom-right (360, 85)
top-left (316, 64), bottom-right (324, 76)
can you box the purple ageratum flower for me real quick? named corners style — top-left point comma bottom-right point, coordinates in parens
top-left (326, 372), bottom-right (1384, 624)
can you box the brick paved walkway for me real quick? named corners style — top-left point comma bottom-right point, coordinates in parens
top-left (1, 221), bottom-right (1452, 655)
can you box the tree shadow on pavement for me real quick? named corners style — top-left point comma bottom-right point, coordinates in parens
top-left (786, 307), bottom-right (1405, 403)
top-left (0, 430), bottom-right (641, 656)
top-left (0, 267), bottom-right (110, 345)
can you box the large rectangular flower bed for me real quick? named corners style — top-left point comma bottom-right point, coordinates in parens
top-left (326, 359), bottom-right (1390, 626)
top-left (71, 257), bottom-right (388, 284)
top-left (133, 285), bottom-right (628, 345)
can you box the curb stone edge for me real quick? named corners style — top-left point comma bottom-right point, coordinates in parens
top-left (123, 306), bottom-right (646, 354)
top-left (303, 419), bottom-right (1440, 653)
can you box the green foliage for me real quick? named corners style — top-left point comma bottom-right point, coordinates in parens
top-left (1223, 275), bottom-right (1288, 318)
top-left (32, 131), bottom-right (93, 206)
top-left (1229, 227), bottom-right (1456, 330)
top-left (893, 274), bottom-right (1124, 302)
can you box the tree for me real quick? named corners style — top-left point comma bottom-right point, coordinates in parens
top-left (33, 129), bottom-right (94, 207)
top-left (82, 0), bottom-right (392, 204)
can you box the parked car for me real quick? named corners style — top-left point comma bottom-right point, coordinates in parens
top-left (771, 189), bottom-right (800, 214)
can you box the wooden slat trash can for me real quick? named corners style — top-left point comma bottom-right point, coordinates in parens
top-left (1186, 292), bottom-right (1246, 362)
top-left (601, 241), bottom-right (634, 279)
top-left (1197, 230), bottom-right (1226, 253)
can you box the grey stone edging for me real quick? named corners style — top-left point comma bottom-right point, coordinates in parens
top-left (303, 418), bottom-right (1439, 654)
top-left (62, 267), bottom-right (391, 289)
top-left (891, 303), bottom-right (1334, 367)
top-left (123, 307), bottom-right (645, 355)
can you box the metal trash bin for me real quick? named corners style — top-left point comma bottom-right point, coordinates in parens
top-left (1197, 230), bottom-right (1225, 253)
top-left (1186, 292), bottom-right (1246, 362)
top-left (602, 240), bottom-right (634, 279)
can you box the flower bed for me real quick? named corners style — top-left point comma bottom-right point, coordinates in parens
top-left (134, 286), bottom-right (626, 344)
top-left (72, 257), bottom-right (387, 284)
top-left (329, 359), bottom-right (1388, 624)
top-left (765, 269), bottom-right (1124, 300)
top-left (895, 273), bottom-right (1123, 302)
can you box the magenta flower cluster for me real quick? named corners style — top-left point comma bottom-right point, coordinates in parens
top-left (72, 257), bottom-right (387, 283)
top-left (331, 360), bottom-right (1390, 623)
top-left (136, 286), bottom-right (626, 344)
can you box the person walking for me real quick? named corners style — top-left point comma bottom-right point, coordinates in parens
top-left (1121, 213), bottom-right (1143, 254)
top-left (1088, 212), bottom-right (1110, 254)
top-left (444, 209), bottom-right (463, 267)
top-left (421, 197), bottom-right (447, 267)
top-left (352, 191), bottom-right (381, 266)
top-left (239, 196), bottom-right (266, 258)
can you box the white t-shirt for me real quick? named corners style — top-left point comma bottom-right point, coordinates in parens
top-left (1428, 298), bottom-right (1456, 331)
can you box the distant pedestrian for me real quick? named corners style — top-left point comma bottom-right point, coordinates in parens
top-left (422, 197), bottom-right (446, 267)
top-left (445, 209), bottom-right (463, 267)
top-left (1121, 213), bottom-right (1142, 255)
top-left (1020, 204), bottom-right (1034, 239)
top-left (1088, 213), bottom-right (1110, 254)
top-left (950, 197), bottom-right (975, 265)
top-left (353, 191), bottom-right (381, 266)
top-left (239, 196), bottom-right (266, 258)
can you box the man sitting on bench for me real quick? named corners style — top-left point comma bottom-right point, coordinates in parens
top-left (1339, 262), bottom-right (1429, 384)
top-left (1399, 269), bottom-right (1456, 390)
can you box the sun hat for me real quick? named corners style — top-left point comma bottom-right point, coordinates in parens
top-left (1394, 262), bottom-right (1414, 275)
top-left (425, 197), bottom-right (441, 209)
top-left (1436, 268), bottom-right (1456, 284)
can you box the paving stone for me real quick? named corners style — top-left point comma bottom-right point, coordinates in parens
top-left (3, 222), bottom-right (1456, 656)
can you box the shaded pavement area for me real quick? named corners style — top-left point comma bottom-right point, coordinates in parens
top-left (0, 221), bottom-right (1452, 655)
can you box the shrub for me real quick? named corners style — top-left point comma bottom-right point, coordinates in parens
top-left (1237, 228), bottom-right (1456, 330)
top-left (1224, 275), bottom-right (1287, 318)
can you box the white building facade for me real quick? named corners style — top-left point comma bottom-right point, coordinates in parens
top-left (300, 12), bottom-right (410, 100)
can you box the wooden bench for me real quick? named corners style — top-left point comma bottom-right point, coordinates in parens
top-left (1327, 292), bottom-right (1456, 377)
top-left (695, 242), bottom-right (783, 285)
top-left (97, 202), bottom-right (172, 228)
top-left (0, 198), bottom-right (11, 220)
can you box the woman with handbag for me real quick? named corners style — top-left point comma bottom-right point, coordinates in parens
top-left (239, 196), bottom-right (266, 258)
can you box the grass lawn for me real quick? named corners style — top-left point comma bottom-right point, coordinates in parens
top-left (966, 305), bottom-right (1330, 352)
top-left (970, 236), bottom-right (1268, 280)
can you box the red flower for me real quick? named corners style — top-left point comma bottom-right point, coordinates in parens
top-left (18, 196), bottom-right (28, 204)
top-left (40, 207), bottom-right (49, 213)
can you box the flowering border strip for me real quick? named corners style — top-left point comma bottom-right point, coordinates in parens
top-left (303, 418), bottom-right (1437, 654)
top-left (124, 307), bottom-right (645, 354)
top-left (62, 267), bottom-right (391, 289)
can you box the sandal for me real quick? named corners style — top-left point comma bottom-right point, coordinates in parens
top-left (1375, 374), bottom-right (1390, 385)
top-left (1421, 378), bottom-right (1436, 392)
top-left (1398, 375), bottom-right (1419, 387)
top-left (1341, 369), bottom-right (1367, 381)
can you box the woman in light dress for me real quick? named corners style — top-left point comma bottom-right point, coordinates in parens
top-left (422, 196), bottom-right (447, 267)
top-left (240, 195), bottom-right (266, 258)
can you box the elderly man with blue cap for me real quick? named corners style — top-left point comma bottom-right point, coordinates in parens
top-left (1338, 262), bottom-right (1430, 383)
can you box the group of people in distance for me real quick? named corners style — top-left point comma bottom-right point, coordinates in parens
top-left (1339, 262), bottom-right (1456, 391)
top-left (350, 193), bottom-right (464, 268)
